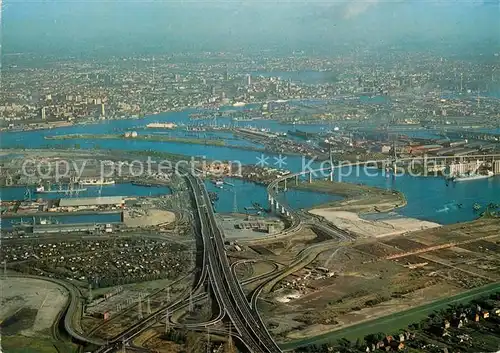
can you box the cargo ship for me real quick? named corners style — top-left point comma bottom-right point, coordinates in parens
top-left (232, 117), bottom-right (259, 122)
top-left (79, 178), bottom-right (115, 186)
top-left (287, 129), bottom-right (317, 140)
top-left (453, 171), bottom-right (494, 182)
top-left (131, 181), bottom-right (157, 187)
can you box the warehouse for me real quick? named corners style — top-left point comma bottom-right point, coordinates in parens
top-left (59, 196), bottom-right (125, 208)
top-left (33, 223), bottom-right (101, 234)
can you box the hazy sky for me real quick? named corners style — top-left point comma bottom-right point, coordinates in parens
top-left (2, 0), bottom-right (499, 56)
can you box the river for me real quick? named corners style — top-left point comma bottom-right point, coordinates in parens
top-left (0, 182), bottom-right (171, 201)
top-left (1, 105), bottom-right (499, 226)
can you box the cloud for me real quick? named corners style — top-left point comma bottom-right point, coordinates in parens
top-left (302, 0), bottom-right (400, 20)
top-left (342, 0), bottom-right (381, 19)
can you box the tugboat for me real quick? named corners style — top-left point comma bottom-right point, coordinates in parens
top-left (212, 179), bottom-right (224, 188)
top-left (252, 202), bottom-right (271, 213)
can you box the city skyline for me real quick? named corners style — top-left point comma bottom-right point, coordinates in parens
top-left (2, 0), bottom-right (499, 57)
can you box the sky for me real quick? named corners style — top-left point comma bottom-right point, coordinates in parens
top-left (1, 0), bottom-right (499, 57)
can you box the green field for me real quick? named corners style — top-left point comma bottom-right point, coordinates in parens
top-left (2, 335), bottom-right (78, 353)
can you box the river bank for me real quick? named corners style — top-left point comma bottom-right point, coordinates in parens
top-left (44, 133), bottom-right (292, 156)
top-left (290, 180), bottom-right (407, 213)
top-left (290, 180), bottom-right (441, 237)
top-left (46, 133), bottom-right (228, 147)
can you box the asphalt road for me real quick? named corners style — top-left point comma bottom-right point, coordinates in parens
top-left (187, 172), bottom-right (283, 353)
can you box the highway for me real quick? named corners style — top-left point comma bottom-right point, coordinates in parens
top-left (36, 161), bottom-right (365, 352)
top-left (186, 173), bottom-right (283, 353)
top-left (93, 199), bottom-right (213, 352)
top-left (96, 170), bottom-right (283, 353)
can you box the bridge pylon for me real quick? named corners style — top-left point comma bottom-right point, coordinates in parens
top-left (165, 309), bottom-right (170, 333)
top-left (137, 296), bottom-right (143, 319)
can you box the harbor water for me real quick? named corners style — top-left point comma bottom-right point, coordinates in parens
top-left (0, 182), bottom-right (171, 201)
top-left (1, 105), bottom-right (499, 225)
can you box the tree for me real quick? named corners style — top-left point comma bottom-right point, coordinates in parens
top-left (355, 338), bottom-right (363, 349)
top-left (364, 332), bottom-right (385, 345)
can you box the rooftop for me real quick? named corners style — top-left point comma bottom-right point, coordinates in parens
top-left (59, 196), bottom-right (124, 207)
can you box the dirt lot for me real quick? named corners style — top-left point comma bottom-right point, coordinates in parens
top-left (123, 209), bottom-right (176, 227)
top-left (309, 209), bottom-right (440, 238)
top-left (0, 277), bottom-right (68, 337)
top-left (257, 218), bottom-right (500, 342)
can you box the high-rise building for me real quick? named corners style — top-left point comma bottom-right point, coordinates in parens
top-left (246, 74), bottom-right (251, 86)
top-left (210, 85), bottom-right (216, 96)
top-left (100, 103), bottom-right (105, 117)
top-left (174, 74), bottom-right (180, 82)
top-left (41, 107), bottom-right (46, 120)
top-left (103, 74), bottom-right (112, 85)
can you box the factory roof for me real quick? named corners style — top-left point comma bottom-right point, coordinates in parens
top-left (453, 148), bottom-right (478, 156)
top-left (33, 223), bottom-right (100, 233)
top-left (413, 144), bottom-right (443, 150)
top-left (59, 196), bottom-right (124, 207)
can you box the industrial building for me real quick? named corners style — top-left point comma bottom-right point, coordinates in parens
top-left (59, 196), bottom-right (124, 208)
top-left (409, 144), bottom-right (442, 155)
top-left (235, 220), bottom-right (279, 233)
top-left (33, 223), bottom-right (101, 234)
top-left (32, 222), bottom-right (118, 234)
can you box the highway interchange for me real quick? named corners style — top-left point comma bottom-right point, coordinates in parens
top-left (18, 162), bottom-right (359, 353)
top-left (29, 156), bottom-right (500, 352)
top-left (52, 168), bottom-right (288, 353)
